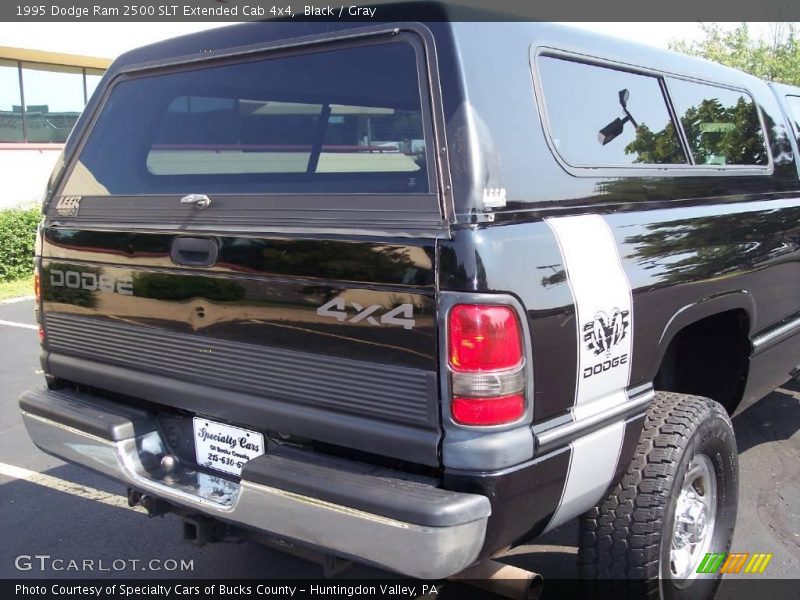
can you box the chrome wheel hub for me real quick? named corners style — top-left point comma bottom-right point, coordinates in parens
top-left (674, 492), bottom-right (708, 546)
top-left (670, 454), bottom-right (717, 582)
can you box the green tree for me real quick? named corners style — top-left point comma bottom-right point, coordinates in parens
top-left (624, 96), bottom-right (768, 166)
top-left (678, 97), bottom-right (768, 165)
top-left (670, 23), bottom-right (800, 85)
top-left (624, 122), bottom-right (684, 164)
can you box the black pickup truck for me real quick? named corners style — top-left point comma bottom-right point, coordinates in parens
top-left (19, 20), bottom-right (800, 599)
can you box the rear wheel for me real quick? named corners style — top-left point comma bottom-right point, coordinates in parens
top-left (578, 392), bottom-right (738, 600)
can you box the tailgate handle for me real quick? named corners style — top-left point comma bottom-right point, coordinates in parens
top-left (180, 193), bottom-right (211, 209)
top-left (170, 237), bottom-right (219, 267)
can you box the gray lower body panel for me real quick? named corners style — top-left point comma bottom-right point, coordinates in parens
top-left (19, 386), bottom-right (489, 579)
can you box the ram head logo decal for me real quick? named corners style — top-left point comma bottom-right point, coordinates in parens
top-left (583, 309), bottom-right (630, 356)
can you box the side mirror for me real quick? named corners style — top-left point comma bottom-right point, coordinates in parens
top-left (597, 89), bottom-right (639, 145)
top-left (598, 117), bottom-right (627, 145)
top-left (619, 89), bottom-right (630, 109)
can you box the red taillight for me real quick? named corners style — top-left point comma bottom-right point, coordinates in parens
top-left (34, 267), bottom-right (43, 344)
top-left (452, 394), bottom-right (525, 426)
top-left (448, 305), bottom-right (523, 372)
top-left (448, 304), bottom-right (527, 426)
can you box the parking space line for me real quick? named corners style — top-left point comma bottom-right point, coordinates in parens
top-left (0, 295), bottom-right (35, 304)
top-left (0, 461), bottom-right (144, 513)
top-left (0, 319), bottom-right (37, 331)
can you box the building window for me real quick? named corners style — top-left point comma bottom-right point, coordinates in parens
top-left (84, 69), bottom-right (104, 103)
top-left (0, 57), bottom-right (106, 144)
top-left (0, 59), bottom-right (23, 142)
top-left (22, 63), bottom-right (85, 143)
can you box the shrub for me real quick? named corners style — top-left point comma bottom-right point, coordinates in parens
top-left (0, 207), bottom-right (41, 282)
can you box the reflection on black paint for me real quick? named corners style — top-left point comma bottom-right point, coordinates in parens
top-left (225, 239), bottom-right (429, 286)
top-left (45, 229), bottom-right (171, 257)
top-left (538, 264), bottom-right (566, 288)
top-left (625, 207), bottom-right (800, 283)
top-left (44, 228), bottom-right (433, 288)
top-left (133, 272), bottom-right (246, 302)
top-left (41, 263), bottom-right (99, 308)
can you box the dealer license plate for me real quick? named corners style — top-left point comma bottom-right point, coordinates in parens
top-left (193, 417), bottom-right (265, 477)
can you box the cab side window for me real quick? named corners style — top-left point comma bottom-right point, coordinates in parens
top-left (537, 56), bottom-right (687, 167)
top-left (536, 54), bottom-right (771, 172)
top-left (668, 78), bottom-right (768, 166)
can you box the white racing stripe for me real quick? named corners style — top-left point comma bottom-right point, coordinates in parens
top-left (0, 461), bottom-right (144, 513)
top-left (544, 214), bottom-right (634, 531)
top-left (547, 421), bottom-right (624, 530)
top-left (547, 214), bottom-right (633, 406)
top-left (0, 319), bottom-right (37, 331)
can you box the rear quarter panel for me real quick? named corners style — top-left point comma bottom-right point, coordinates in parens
top-left (438, 22), bottom-right (800, 553)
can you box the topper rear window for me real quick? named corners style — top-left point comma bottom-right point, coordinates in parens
top-left (61, 40), bottom-right (431, 196)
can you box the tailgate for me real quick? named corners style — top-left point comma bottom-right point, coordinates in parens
top-left (38, 31), bottom-right (446, 467)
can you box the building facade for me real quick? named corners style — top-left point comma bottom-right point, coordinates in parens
top-left (0, 47), bottom-right (110, 208)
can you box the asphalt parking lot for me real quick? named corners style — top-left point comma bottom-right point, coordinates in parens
top-left (1, 297), bottom-right (798, 589)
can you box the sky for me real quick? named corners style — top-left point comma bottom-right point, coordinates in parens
top-left (0, 22), bottom-right (763, 59)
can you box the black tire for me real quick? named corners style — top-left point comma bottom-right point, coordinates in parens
top-left (578, 392), bottom-right (738, 600)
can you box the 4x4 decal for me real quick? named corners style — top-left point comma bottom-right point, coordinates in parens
top-left (316, 298), bottom-right (416, 330)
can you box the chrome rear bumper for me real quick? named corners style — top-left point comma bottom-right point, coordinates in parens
top-left (20, 387), bottom-right (490, 579)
